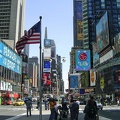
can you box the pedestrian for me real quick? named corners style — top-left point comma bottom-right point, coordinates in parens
top-left (71, 99), bottom-right (79, 120)
top-left (84, 99), bottom-right (97, 120)
top-left (44, 96), bottom-right (49, 110)
top-left (49, 97), bottom-right (56, 120)
top-left (90, 96), bottom-right (98, 120)
top-left (54, 99), bottom-right (59, 120)
top-left (25, 98), bottom-right (32, 117)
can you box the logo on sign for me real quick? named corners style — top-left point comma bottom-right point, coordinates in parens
top-left (79, 52), bottom-right (87, 61)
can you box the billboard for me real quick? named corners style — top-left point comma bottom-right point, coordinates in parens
top-left (96, 11), bottom-right (109, 53)
top-left (42, 72), bottom-right (51, 85)
top-left (77, 21), bottom-right (83, 40)
top-left (43, 48), bottom-right (51, 59)
top-left (113, 33), bottom-right (120, 55)
top-left (93, 53), bottom-right (99, 67)
top-left (80, 71), bottom-right (89, 87)
top-left (75, 1), bottom-right (83, 20)
top-left (44, 39), bottom-right (55, 47)
top-left (43, 60), bottom-right (51, 72)
top-left (76, 50), bottom-right (91, 71)
top-left (0, 41), bottom-right (22, 74)
top-left (90, 70), bottom-right (96, 87)
top-left (69, 75), bottom-right (79, 89)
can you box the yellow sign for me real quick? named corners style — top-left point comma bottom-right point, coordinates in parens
top-left (77, 21), bottom-right (84, 40)
top-left (100, 77), bottom-right (104, 89)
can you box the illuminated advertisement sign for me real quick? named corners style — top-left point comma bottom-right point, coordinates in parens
top-left (42, 72), bottom-right (51, 85)
top-left (76, 50), bottom-right (91, 71)
top-left (90, 70), bottom-right (96, 87)
top-left (44, 39), bottom-right (55, 47)
top-left (81, 71), bottom-right (89, 87)
top-left (77, 21), bottom-right (83, 40)
top-left (69, 75), bottom-right (78, 89)
top-left (43, 60), bottom-right (51, 72)
top-left (0, 41), bottom-right (22, 74)
top-left (96, 12), bottom-right (109, 53)
top-left (76, 1), bottom-right (83, 20)
top-left (93, 53), bottom-right (99, 67)
top-left (113, 33), bottom-right (120, 55)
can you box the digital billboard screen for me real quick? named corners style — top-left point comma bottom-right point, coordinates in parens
top-left (96, 12), bottom-right (109, 53)
top-left (76, 50), bottom-right (91, 71)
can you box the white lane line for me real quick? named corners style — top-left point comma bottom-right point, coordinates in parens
top-left (5, 113), bottom-right (26, 120)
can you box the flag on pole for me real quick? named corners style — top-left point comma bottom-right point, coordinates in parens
top-left (16, 21), bottom-right (41, 55)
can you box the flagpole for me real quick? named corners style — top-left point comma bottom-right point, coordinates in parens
top-left (39, 16), bottom-right (42, 120)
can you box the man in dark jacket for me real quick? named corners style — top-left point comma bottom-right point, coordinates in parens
top-left (26, 98), bottom-right (32, 117)
top-left (71, 99), bottom-right (79, 120)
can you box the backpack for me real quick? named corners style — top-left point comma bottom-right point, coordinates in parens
top-left (87, 105), bottom-right (96, 118)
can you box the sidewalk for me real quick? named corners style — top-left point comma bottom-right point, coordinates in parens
top-left (6, 108), bottom-right (111, 120)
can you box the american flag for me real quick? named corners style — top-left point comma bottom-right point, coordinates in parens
top-left (16, 21), bottom-right (40, 55)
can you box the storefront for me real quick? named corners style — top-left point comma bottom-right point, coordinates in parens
top-left (0, 40), bottom-right (22, 104)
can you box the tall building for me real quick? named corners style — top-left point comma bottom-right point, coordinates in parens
top-left (0, 0), bottom-right (26, 50)
top-left (83, 0), bottom-right (120, 50)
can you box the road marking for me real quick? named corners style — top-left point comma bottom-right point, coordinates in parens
top-left (5, 113), bottom-right (26, 120)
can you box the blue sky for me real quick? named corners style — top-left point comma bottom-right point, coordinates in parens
top-left (25, 0), bottom-right (73, 89)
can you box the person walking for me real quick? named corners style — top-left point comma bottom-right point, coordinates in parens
top-left (84, 99), bottom-right (97, 120)
top-left (71, 99), bottom-right (79, 120)
top-left (25, 98), bottom-right (32, 117)
top-left (49, 97), bottom-right (56, 120)
top-left (44, 96), bottom-right (49, 110)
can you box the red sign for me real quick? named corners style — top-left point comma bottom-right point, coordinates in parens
top-left (79, 52), bottom-right (87, 61)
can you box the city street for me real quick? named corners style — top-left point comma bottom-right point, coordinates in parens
top-left (0, 104), bottom-right (120, 120)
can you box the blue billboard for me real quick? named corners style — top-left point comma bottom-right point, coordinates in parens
top-left (96, 12), bottom-right (109, 53)
top-left (75, 1), bottom-right (83, 20)
top-left (0, 41), bottom-right (22, 74)
top-left (76, 50), bottom-right (91, 71)
top-left (43, 60), bottom-right (51, 72)
top-left (69, 75), bottom-right (78, 89)
top-left (44, 39), bottom-right (55, 47)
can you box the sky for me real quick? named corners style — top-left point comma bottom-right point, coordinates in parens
top-left (25, 0), bottom-right (73, 89)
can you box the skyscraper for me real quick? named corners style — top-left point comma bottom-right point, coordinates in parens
top-left (0, 0), bottom-right (26, 50)
top-left (83, 0), bottom-right (120, 49)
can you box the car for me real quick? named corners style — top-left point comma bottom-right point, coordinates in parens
top-left (13, 100), bottom-right (25, 106)
top-left (96, 101), bottom-right (103, 110)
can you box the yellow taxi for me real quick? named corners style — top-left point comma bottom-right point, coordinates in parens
top-left (13, 99), bottom-right (25, 106)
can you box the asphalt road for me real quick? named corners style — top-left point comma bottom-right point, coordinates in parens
top-left (0, 102), bottom-right (40, 120)
top-left (0, 104), bottom-right (120, 120)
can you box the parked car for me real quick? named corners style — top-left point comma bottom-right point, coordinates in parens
top-left (96, 101), bottom-right (103, 110)
top-left (13, 100), bottom-right (25, 106)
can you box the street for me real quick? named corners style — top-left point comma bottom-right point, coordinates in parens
top-left (0, 104), bottom-right (120, 120)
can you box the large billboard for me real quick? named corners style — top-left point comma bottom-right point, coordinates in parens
top-left (44, 39), bottom-right (55, 47)
top-left (75, 0), bottom-right (83, 41)
top-left (0, 41), bottom-right (22, 74)
top-left (69, 75), bottom-right (79, 89)
top-left (43, 60), bottom-right (51, 72)
top-left (96, 12), bottom-right (109, 53)
top-left (90, 70), bottom-right (96, 87)
top-left (43, 48), bottom-right (51, 59)
top-left (81, 71), bottom-right (89, 87)
top-left (42, 72), bottom-right (51, 85)
top-left (113, 33), bottom-right (120, 55)
top-left (77, 21), bottom-right (83, 40)
top-left (76, 50), bottom-right (91, 71)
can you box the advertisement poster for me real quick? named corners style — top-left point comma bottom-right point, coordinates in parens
top-left (76, 50), bottom-right (91, 71)
top-left (81, 71), bottom-right (89, 87)
top-left (69, 75), bottom-right (78, 89)
top-left (77, 21), bottom-right (84, 40)
top-left (96, 12), bottom-right (109, 53)
top-left (90, 70), bottom-right (96, 86)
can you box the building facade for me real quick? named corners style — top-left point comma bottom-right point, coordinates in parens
top-left (0, 0), bottom-right (26, 50)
